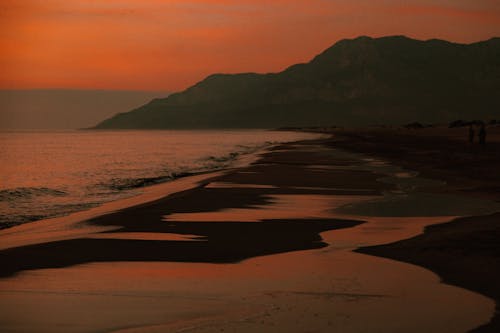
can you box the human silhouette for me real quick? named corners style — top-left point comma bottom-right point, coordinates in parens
top-left (479, 124), bottom-right (486, 145)
top-left (468, 125), bottom-right (475, 143)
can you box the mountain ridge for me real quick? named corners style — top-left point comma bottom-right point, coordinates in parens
top-left (95, 35), bottom-right (500, 129)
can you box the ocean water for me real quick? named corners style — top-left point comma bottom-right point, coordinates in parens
top-left (0, 130), bottom-right (321, 229)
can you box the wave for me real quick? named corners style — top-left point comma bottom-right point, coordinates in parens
top-left (0, 214), bottom-right (46, 229)
top-left (0, 139), bottom-right (275, 229)
top-left (206, 151), bottom-right (240, 163)
top-left (0, 202), bottom-right (98, 230)
top-left (101, 145), bottom-right (267, 191)
top-left (0, 187), bottom-right (67, 202)
top-left (104, 172), bottom-right (194, 191)
top-left (203, 143), bottom-right (268, 166)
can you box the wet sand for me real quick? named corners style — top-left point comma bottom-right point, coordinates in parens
top-left (358, 213), bottom-right (500, 333)
top-left (332, 127), bottom-right (500, 332)
top-left (0, 134), bottom-right (499, 332)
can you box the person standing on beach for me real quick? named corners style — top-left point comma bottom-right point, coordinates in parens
top-left (479, 124), bottom-right (486, 145)
top-left (469, 125), bottom-right (475, 143)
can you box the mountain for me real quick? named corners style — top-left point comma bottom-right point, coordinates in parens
top-left (0, 89), bottom-right (168, 129)
top-left (94, 36), bottom-right (500, 129)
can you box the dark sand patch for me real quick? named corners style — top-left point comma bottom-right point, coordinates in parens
top-left (218, 164), bottom-right (388, 190)
top-left (358, 213), bottom-right (500, 332)
top-left (0, 218), bottom-right (362, 278)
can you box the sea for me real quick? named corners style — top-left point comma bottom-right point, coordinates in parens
top-left (0, 129), bottom-right (322, 229)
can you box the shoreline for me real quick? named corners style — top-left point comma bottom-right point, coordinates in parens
top-left (0, 132), bottom-right (498, 332)
top-left (1, 129), bottom-right (324, 231)
top-left (0, 170), bottom-right (227, 251)
top-left (0, 135), bottom-right (299, 250)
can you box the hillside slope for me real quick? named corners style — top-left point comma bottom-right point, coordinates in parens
top-left (95, 36), bottom-right (500, 129)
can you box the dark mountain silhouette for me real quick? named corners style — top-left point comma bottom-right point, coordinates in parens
top-left (94, 36), bottom-right (500, 129)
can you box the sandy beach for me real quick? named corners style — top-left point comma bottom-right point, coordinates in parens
top-left (1, 129), bottom-right (499, 332)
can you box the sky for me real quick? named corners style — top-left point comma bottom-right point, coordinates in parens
top-left (1, 0), bottom-right (499, 92)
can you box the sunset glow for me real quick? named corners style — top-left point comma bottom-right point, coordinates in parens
top-left (1, 0), bottom-right (499, 91)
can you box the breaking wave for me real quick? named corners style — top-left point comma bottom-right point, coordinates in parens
top-left (0, 187), bottom-right (67, 202)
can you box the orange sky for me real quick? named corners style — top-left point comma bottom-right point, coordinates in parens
top-left (1, 0), bottom-right (499, 91)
